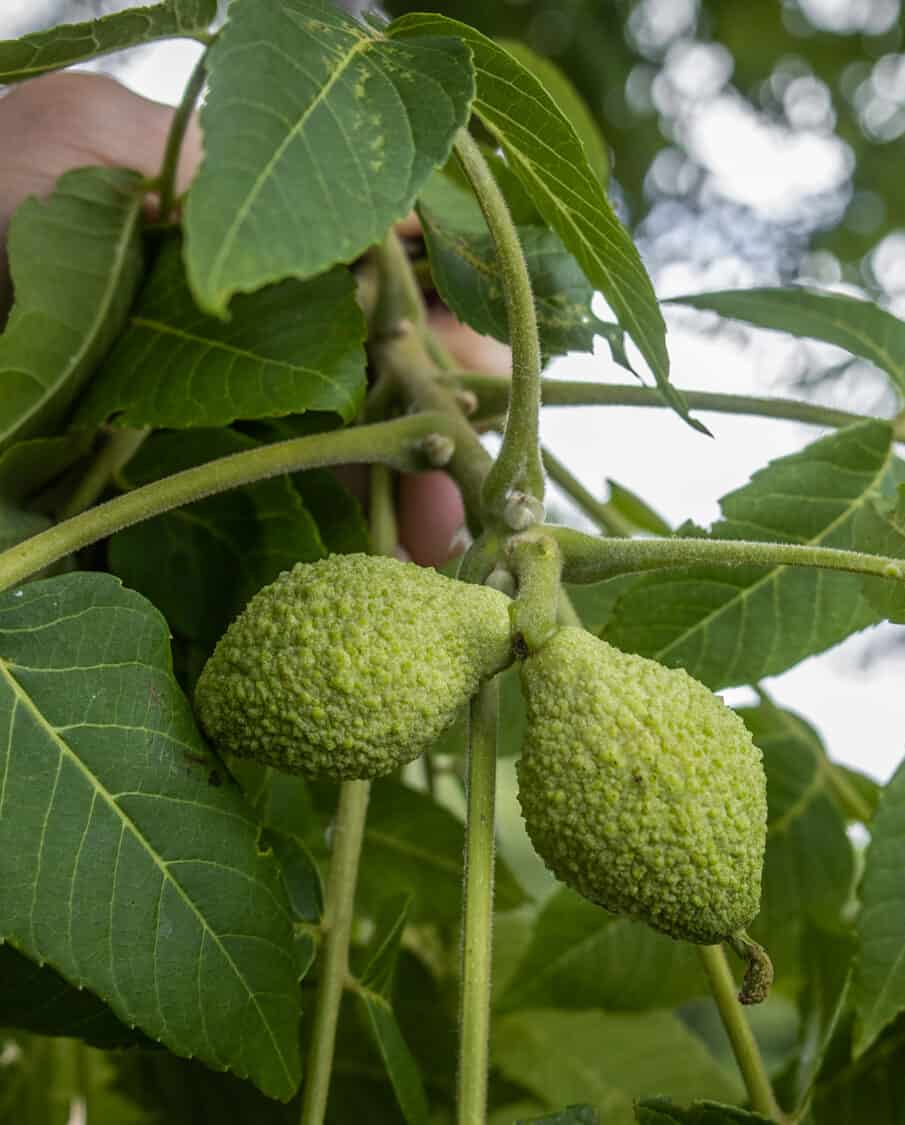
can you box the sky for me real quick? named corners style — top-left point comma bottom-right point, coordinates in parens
top-left (3, 5), bottom-right (904, 784)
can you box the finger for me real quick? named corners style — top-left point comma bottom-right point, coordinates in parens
top-left (396, 470), bottom-right (467, 568)
top-left (0, 72), bottom-right (201, 233)
top-left (428, 306), bottom-right (512, 374)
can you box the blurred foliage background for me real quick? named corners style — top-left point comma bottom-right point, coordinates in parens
top-left (11, 0), bottom-right (904, 309)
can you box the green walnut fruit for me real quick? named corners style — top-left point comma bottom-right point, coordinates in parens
top-left (194, 553), bottom-right (512, 780)
top-left (517, 627), bottom-right (766, 946)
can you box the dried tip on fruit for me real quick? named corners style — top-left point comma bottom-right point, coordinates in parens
top-left (517, 628), bottom-right (767, 945)
top-left (503, 491), bottom-right (545, 531)
top-left (195, 554), bottom-right (513, 780)
top-left (728, 931), bottom-right (774, 1005)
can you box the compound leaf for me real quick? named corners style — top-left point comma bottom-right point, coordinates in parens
top-left (738, 704), bottom-right (855, 983)
top-left (185, 0), bottom-right (474, 315)
top-left (0, 0), bottom-right (216, 83)
top-left (108, 428), bottom-right (325, 648)
top-left (518, 1106), bottom-right (599, 1124)
top-left (0, 167), bottom-right (144, 453)
top-left (497, 887), bottom-right (706, 1014)
top-left (417, 170), bottom-right (602, 358)
top-left (634, 1099), bottom-right (775, 1123)
top-left (670, 288), bottom-right (905, 399)
top-left (389, 16), bottom-right (693, 431)
top-left (78, 238), bottom-right (366, 429)
top-left (603, 421), bottom-right (894, 689)
top-left (0, 573), bottom-right (302, 1100)
top-left (493, 1009), bottom-right (740, 1124)
top-left (854, 757), bottom-right (905, 1057)
top-left (355, 988), bottom-right (430, 1125)
top-left (0, 944), bottom-right (149, 1048)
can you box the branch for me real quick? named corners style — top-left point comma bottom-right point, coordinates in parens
top-left (453, 130), bottom-right (544, 513)
top-left (539, 525), bottom-right (905, 587)
top-left (0, 414), bottom-right (456, 593)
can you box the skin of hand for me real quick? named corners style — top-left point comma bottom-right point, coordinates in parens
top-left (0, 71), bottom-right (511, 567)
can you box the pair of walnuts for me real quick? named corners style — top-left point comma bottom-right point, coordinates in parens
top-left (194, 554), bottom-right (767, 949)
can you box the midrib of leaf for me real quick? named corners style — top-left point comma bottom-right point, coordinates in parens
top-left (504, 1020), bottom-right (626, 1115)
top-left (0, 184), bottom-right (142, 449)
top-left (0, 658), bottom-right (297, 1090)
top-left (496, 139), bottom-right (663, 374)
top-left (366, 828), bottom-right (463, 878)
top-left (207, 30), bottom-right (374, 295)
top-left (764, 706), bottom-right (831, 835)
top-left (503, 925), bottom-right (613, 1008)
top-left (128, 315), bottom-right (358, 415)
top-left (654, 442), bottom-right (893, 666)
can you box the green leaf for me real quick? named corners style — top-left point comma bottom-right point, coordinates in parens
top-left (290, 469), bottom-right (370, 556)
top-left (359, 894), bottom-right (413, 998)
top-left (518, 1106), bottom-right (599, 1125)
top-left (563, 575), bottom-right (642, 635)
top-left (497, 887), bottom-right (706, 1014)
top-left (0, 573), bottom-right (302, 1100)
top-left (0, 0), bottom-right (215, 82)
top-left (77, 238), bottom-right (366, 429)
top-left (0, 944), bottom-right (149, 1047)
top-left (854, 756), bottom-right (905, 1057)
top-left (356, 989), bottom-right (430, 1125)
top-left (606, 479), bottom-right (673, 536)
top-left (108, 428), bottom-right (325, 647)
top-left (791, 924), bottom-right (855, 1111)
top-left (417, 169), bottom-right (602, 358)
top-left (807, 1017), bottom-right (905, 1125)
top-left (737, 704), bottom-right (855, 980)
top-left (495, 40), bottom-right (609, 189)
top-left (111, 1048), bottom-right (299, 1125)
top-left (829, 764), bottom-right (880, 823)
top-left (634, 1099), bottom-right (775, 1124)
top-left (313, 779), bottom-right (528, 922)
top-left (493, 1009), bottom-right (740, 1124)
top-left (266, 829), bottom-right (323, 925)
top-left (669, 288), bottom-right (905, 399)
top-left (0, 435), bottom-right (91, 505)
top-left (852, 483), bottom-right (905, 622)
top-left (0, 167), bottom-right (145, 453)
top-left (388, 16), bottom-right (696, 433)
top-left (603, 421), bottom-right (894, 689)
top-left (184, 0), bottom-right (475, 315)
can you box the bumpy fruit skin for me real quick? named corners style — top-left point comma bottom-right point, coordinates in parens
top-left (194, 554), bottom-right (512, 780)
top-left (517, 628), bottom-right (766, 944)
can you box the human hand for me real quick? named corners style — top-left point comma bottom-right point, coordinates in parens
top-left (0, 71), bottom-right (510, 566)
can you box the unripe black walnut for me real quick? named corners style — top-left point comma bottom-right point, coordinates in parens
top-left (194, 554), bottom-right (512, 780)
top-left (517, 627), bottom-right (767, 945)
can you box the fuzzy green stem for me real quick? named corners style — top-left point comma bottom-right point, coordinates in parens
top-left (453, 130), bottom-right (544, 512)
top-left (0, 413), bottom-right (454, 593)
top-left (373, 227), bottom-right (429, 334)
top-left (58, 427), bottom-right (150, 520)
top-left (448, 374), bottom-right (874, 433)
top-left (508, 534), bottom-right (563, 652)
top-left (458, 677), bottom-right (500, 1125)
top-left (376, 327), bottom-right (493, 531)
top-left (369, 464), bottom-right (398, 558)
top-left (157, 50), bottom-right (208, 222)
top-left (541, 447), bottom-right (635, 537)
top-left (300, 779), bottom-right (371, 1125)
top-left (541, 525), bottom-right (905, 588)
top-left (698, 944), bottom-right (784, 1121)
